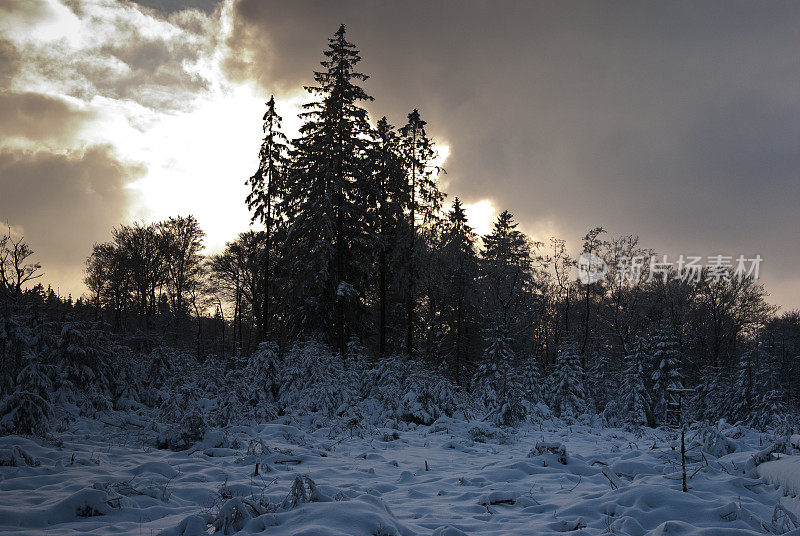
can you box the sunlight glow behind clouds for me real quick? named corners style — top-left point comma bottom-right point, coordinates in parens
top-left (463, 199), bottom-right (495, 238)
top-left (2, 0), bottom-right (309, 267)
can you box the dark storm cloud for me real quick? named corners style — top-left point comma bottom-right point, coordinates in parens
top-left (0, 90), bottom-right (94, 144)
top-left (227, 0), bottom-right (800, 307)
top-left (0, 145), bottom-right (144, 293)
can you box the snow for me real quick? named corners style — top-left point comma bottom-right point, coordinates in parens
top-left (0, 417), bottom-right (798, 535)
top-left (759, 456), bottom-right (800, 497)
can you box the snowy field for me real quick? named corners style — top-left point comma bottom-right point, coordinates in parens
top-left (1, 417), bottom-right (799, 536)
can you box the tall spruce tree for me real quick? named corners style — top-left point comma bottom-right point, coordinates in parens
top-left (481, 211), bottom-right (532, 330)
top-left (371, 117), bottom-right (408, 357)
top-left (438, 198), bottom-right (479, 383)
top-left (246, 96), bottom-right (289, 339)
top-left (400, 109), bottom-right (443, 356)
top-left (281, 24), bottom-right (375, 355)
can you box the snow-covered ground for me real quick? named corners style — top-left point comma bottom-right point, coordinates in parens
top-left (1, 417), bottom-right (799, 535)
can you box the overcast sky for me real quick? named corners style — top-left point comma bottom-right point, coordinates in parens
top-left (1, 0), bottom-right (798, 309)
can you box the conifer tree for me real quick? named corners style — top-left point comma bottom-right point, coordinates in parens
top-left (246, 96), bottom-right (289, 339)
top-left (371, 117), bottom-right (408, 357)
top-left (480, 211), bottom-right (532, 330)
top-left (651, 319), bottom-right (683, 425)
top-left (693, 365), bottom-right (729, 423)
top-left (731, 345), bottom-right (759, 424)
top-left (551, 340), bottom-right (586, 419)
top-left (753, 347), bottom-right (789, 430)
top-left (588, 349), bottom-right (615, 413)
top-left (437, 198), bottom-right (479, 383)
top-left (0, 356), bottom-right (52, 436)
top-left (281, 24), bottom-right (375, 354)
top-left (400, 109), bottom-right (443, 356)
top-left (521, 355), bottom-right (544, 410)
top-left (621, 337), bottom-right (650, 428)
top-left (473, 323), bottom-right (525, 426)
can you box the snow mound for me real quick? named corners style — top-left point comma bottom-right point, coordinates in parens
top-left (759, 455), bottom-right (800, 496)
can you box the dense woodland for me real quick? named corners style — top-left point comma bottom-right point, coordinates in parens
top-left (1, 25), bottom-right (798, 442)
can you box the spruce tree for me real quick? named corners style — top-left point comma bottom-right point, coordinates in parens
top-left (0, 356), bottom-right (52, 436)
top-left (281, 24), bottom-right (375, 354)
top-left (400, 109), bottom-right (443, 356)
top-left (246, 96), bottom-right (289, 339)
top-left (588, 349), bottom-right (615, 413)
top-left (551, 340), bottom-right (586, 419)
top-left (650, 320), bottom-right (683, 425)
top-left (693, 365), bottom-right (729, 423)
top-left (473, 323), bottom-right (525, 426)
top-left (621, 337), bottom-right (650, 428)
top-left (371, 117), bottom-right (408, 357)
top-left (438, 198), bottom-right (479, 383)
top-left (480, 210), bottom-right (532, 330)
top-left (753, 347), bottom-right (789, 431)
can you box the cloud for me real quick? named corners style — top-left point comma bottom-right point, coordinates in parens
top-left (0, 145), bottom-right (144, 296)
top-left (9, 0), bottom-right (221, 112)
top-left (0, 0), bottom-right (51, 26)
top-left (0, 39), bottom-right (20, 87)
top-left (0, 90), bottom-right (94, 144)
top-left (128, 0), bottom-right (219, 15)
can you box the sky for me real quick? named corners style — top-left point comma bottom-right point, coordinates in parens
top-left (0, 0), bottom-right (798, 309)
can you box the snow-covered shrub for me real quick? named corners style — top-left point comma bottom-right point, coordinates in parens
top-left (550, 341), bottom-right (586, 420)
top-left (281, 475), bottom-right (330, 509)
top-left (0, 313), bottom-right (38, 395)
top-left (692, 365), bottom-right (730, 424)
top-left (0, 445), bottom-right (40, 466)
top-left (241, 341), bottom-right (281, 421)
top-left (472, 325), bottom-right (525, 426)
top-left (0, 357), bottom-right (52, 436)
top-left (689, 421), bottom-right (739, 457)
top-left (157, 386), bottom-right (209, 450)
top-left (611, 338), bottom-right (650, 429)
top-left (279, 339), bottom-right (353, 418)
top-left (529, 441), bottom-right (568, 464)
top-left (214, 497), bottom-right (264, 534)
top-left (467, 421), bottom-right (509, 444)
top-left (403, 365), bottom-right (468, 425)
top-left (364, 355), bottom-right (470, 426)
top-left (52, 322), bottom-right (114, 413)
